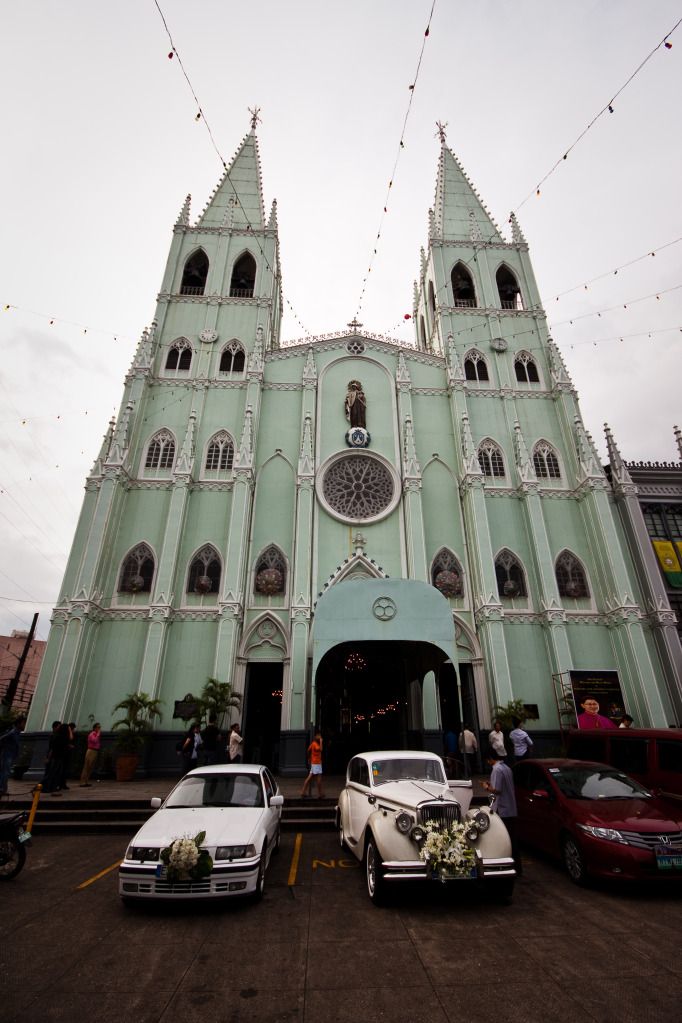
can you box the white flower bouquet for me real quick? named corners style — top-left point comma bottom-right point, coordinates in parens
top-left (419, 820), bottom-right (476, 880)
top-left (160, 830), bottom-right (213, 883)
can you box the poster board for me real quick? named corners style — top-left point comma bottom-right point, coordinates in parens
top-left (569, 670), bottom-right (625, 729)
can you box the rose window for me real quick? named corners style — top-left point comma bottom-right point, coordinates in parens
top-left (321, 455), bottom-right (395, 521)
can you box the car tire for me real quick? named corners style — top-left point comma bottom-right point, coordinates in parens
top-left (252, 844), bottom-right (267, 901)
top-left (365, 836), bottom-right (386, 906)
top-left (562, 834), bottom-right (588, 886)
top-left (338, 819), bottom-right (348, 851)
top-left (0, 838), bottom-right (26, 880)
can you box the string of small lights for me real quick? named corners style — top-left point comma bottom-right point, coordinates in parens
top-left (354, 1), bottom-right (437, 319)
top-left (153, 0), bottom-right (310, 337)
top-left (514, 16), bottom-right (681, 212)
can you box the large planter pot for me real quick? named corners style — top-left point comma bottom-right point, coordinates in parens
top-left (115, 754), bottom-right (140, 782)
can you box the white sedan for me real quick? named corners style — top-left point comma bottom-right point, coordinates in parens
top-left (337, 750), bottom-right (515, 903)
top-left (119, 764), bottom-right (283, 901)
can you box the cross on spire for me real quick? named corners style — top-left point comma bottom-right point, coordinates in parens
top-left (347, 317), bottom-right (363, 332)
top-left (435, 120), bottom-right (448, 143)
top-left (248, 105), bottom-right (262, 131)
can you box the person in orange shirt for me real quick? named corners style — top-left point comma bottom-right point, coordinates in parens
top-left (300, 732), bottom-right (324, 798)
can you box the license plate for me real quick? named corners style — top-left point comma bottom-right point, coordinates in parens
top-left (655, 846), bottom-right (682, 870)
top-left (155, 864), bottom-right (167, 879)
top-left (17, 830), bottom-right (30, 843)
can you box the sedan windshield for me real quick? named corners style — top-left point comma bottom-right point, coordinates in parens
top-left (371, 758), bottom-right (446, 786)
top-left (549, 766), bottom-right (651, 801)
top-left (164, 773), bottom-right (264, 809)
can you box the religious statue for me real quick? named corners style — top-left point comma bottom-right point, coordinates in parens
top-left (345, 380), bottom-right (367, 429)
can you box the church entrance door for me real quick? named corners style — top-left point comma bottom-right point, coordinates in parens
top-left (243, 662), bottom-right (283, 772)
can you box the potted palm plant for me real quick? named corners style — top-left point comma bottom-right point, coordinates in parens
top-left (111, 692), bottom-right (163, 781)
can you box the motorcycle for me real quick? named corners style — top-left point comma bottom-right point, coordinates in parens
top-left (0, 810), bottom-right (30, 879)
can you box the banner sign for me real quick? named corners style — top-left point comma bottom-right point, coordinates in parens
top-left (569, 670), bottom-right (625, 729)
top-left (652, 540), bottom-right (682, 589)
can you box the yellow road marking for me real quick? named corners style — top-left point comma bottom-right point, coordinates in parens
top-left (287, 832), bottom-right (302, 886)
top-left (76, 859), bottom-right (122, 890)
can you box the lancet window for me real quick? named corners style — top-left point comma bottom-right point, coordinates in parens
top-left (165, 338), bottom-right (193, 373)
top-left (431, 548), bottom-right (464, 598)
top-left (496, 265), bottom-right (523, 310)
top-left (495, 550), bottom-right (527, 599)
top-left (180, 249), bottom-right (209, 295)
top-left (451, 262), bottom-right (477, 307)
top-left (428, 281), bottom-right (436, 314)
top-left (514, 351), bottom-right (539, 383)
top-left (533, 441), bottom-right (561, 479)
top-left (555, 550), bottom-right (590, 599)
top-left (188, 545), bottom-right (222, 595)
top-left (478, 439), bottom-right (505, 477)
top-left (230, 252), bottom-right (257, 297)
top-left (254, 545), bottom-right (286, 596)
top-left (119, 543), bottom-right (155, 593)
top-left (205, 431), bottom-right (235, 473)
top-left (144, 430), bottom-right (175, 471)
top-left (219, 341), bottom-right (246, 375)
top-left (464, 349), bottom-right (489, 382)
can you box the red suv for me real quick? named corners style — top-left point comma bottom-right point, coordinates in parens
top-left (565, 728), bottom-right (682, 799)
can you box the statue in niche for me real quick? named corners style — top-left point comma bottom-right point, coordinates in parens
top-left (345, 380), bottom-right (367, 429)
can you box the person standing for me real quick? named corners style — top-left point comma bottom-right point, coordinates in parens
top-left (201, 715), bottom-right (222, 765)
top-left (300, 732), bottom-right (324, 798)
top-left (488, 720), bottom-right (507, 758)
top-left (459, 724), bottom-right (478, 779)
top-left (482, 750), bottom-right (521, 873)
top-left (79, 723), bottom-right (101, 786)
top-left (181, 723), bottom-right (203, 775)
top-left (228, 723), bottom-right (243, 764)
top-left (0, 715), bottom-right (26, 796)
top-left (46, 722), bottom-right (71, 795)
top-left (509, 717), bottom-right (533, 763)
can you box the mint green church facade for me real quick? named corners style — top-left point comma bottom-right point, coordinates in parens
top-left (28, 127), bottom-right (681, 772)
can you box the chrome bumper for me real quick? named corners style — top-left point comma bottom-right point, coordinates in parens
top-left (380, 856), bottom-right (516, 881)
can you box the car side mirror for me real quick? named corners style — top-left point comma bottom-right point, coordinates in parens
top-left (269, 795), bottom-right (284, 807)
top-left (531, 789), bottom-right (550, 800)
top-left (150, 797), bottom-right (162, 809)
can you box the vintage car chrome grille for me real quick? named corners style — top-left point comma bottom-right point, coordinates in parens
top-left (619, 830), bottom-right (682, 851)
top-left (417, 801), bottom-right (461, 827)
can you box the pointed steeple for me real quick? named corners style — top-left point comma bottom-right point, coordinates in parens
top-left (604, 422), bottom-right (635, 491)
top-left (298, 413), bottom-right (314, 476)
top-left (509, 211), bottom-right (527, 245)
top-left (574, 415), bottom-right (603, 479)
top-left (235, 405), bottom-right (254, 467)
top-left (403, 415), bottom-right (421, 479)
top-left (513, 421), bottom-right (535, 482)
top-left (302, 347), bottom-right (317, 385)
top-left (266, 198), bottom-right (278, 231)
top-left (197, 130), bottom-right (265, 230)
top-left (175, 410), bottom-right (197, 476)
top-left (90, 418), bottom-right (115, 477)
top-left (106, 401), bottom-right (134, 466)
top-left (175, 194), bottom-right (191, 227)
top-left (461, 414), bottom-right (482, 475)
top-left (675, 424), bottom-right (682, 461)
top-left (433, 142), bottom-right (503, 242)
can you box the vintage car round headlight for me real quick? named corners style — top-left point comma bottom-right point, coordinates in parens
top-left (395, 810), bottom-right (413, 834)
top-left (411, 824), bottom-right (426, 844)
top-left (466, 825), bottom-right (479, 842)
top-left (473, 810), bottom-right (490, 832)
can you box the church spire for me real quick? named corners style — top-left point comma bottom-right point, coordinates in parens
top-left (196, 126), bottom-right (266, 229)
top-left (433, 131), bottom-right (503, 243)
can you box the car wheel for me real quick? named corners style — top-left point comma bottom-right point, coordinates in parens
top-left (0, 838), bottom-right (26, 880)
top-left (338, 818), bottom-right (347, 851)
top-left (252, 844), bottom-right (267, 901)
top-left (562, 835), bottom-right (588, 885)
top-left (365, 836), bottom-right (386, 906)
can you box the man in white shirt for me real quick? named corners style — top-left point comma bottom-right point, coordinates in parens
top-left (488, 720), bottom-right (507, 758)
top-left (458, 724), bottom-right (478, 779)
top-left (509, 717), bottom-right (533, 763)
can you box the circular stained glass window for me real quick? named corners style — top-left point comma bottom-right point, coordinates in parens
top-left (320, 454), bottom-right (396, 522)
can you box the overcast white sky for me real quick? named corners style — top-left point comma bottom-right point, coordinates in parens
top-left (1, 1), bottom-right (680, 642)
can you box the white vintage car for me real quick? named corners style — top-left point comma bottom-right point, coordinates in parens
top-left (119, 764), bottom-right (283, 901)
top-left (337, 750), bottom-right (515, 903)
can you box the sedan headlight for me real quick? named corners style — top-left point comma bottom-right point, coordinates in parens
top-left (576, 824), bottom-right (627, 845)
top-left (395, 810), bottom-right (413, 834)
top-left (215, 844), bottom-right (257, 860)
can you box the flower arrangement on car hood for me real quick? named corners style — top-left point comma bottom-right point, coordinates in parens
top-left (160, 831), bottom-right (213, 883)
top-left (419, 820), bottom-right (476, 879)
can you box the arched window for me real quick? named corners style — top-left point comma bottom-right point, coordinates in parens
top-left (230, 252), bottom-right (256, 297)
top-left (219, 340), bottom-right (246, 375)
top-left (428, 281), bottom-right (436, 314)
top-left (495, 550), bottom-right (527, 599)
top-left (514, 351), bottom-right (539, 383)
top-left (180, 249), bottom-right (209, 295)
top-left (496, 265), bottom-right (523, 310)
top-left (419, 316), bottom-right (426, 346)
top-left (451, 262), bottom-right (477, 307)
top-left (478, 439), bottom-right (505, 477)
top-left (165, 338), bottom-right (193, 373)
top-left (533, 441), bottom-right (561, 479)
top-left (431, 548), bottom-right (464, 598)
top-left (145, 430), bottom-right (175, 471)
top-left (556, 550), bottom-right (590, 599)
top-left (205, 431), bottom-right (234, 473)
top-left (119, 543), bottom-right (155, 593)
top-left (464, 349), bottom-right (489, 382)
top-left (187, 544), bottom-right (222, 595)
top-left (254, 545), bottom-right (286, 596)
